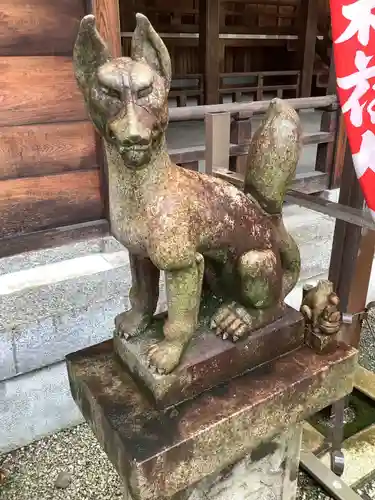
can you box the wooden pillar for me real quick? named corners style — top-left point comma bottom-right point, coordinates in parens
top-left (91, 0), bottom-right (121, 57)
top-left (328, 144), bottom-right (375, 348)
top-left (331, 114), bottom-right (347, 188)
top-left (205, 112), bottom-right (231, 175)
top-left (199, 0), bottom-right (220, 105)
top-left (89, 0), bottom-right (122, 219)
top-left (229, 113), bottom-right (252, 175)
top-left (315, 55), bottom-right (339, 185)
top-left (298, 0), bottom-right (318, 97)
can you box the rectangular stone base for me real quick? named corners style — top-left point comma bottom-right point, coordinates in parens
top-left (186, 424), bottom-right (302, 500)
top-left (66, 340), bottom-right (357, 500)
top-left (114, 304), bottom-right (304, 409)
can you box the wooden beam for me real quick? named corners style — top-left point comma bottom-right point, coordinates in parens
top-left (0, 170), bottom-right (103, 238)
top-left (168, 131), bottom-right (334, 165)
top-left (0, 56), bottom-right (87, 127)
top-left (0, 0), bottom-right (85, 56)
top-left (285, 191), bottom-right (375, 231)
top-left (0, 122), bottom-right (97, 181)
top-left (298, 0), bottom-right (318, 97)
top-left (0, 220), bottom-right (109, 259)
top-left (215, 170), bottom-right (329, 195)
top-left (199, 0), bottom-right (220, 105)
top-left (168, 95), bottom-right (338, 122)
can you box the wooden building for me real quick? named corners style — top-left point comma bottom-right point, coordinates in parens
top-left (122, 0), bottom-right (332, 104)
top-left (0, 0), bottom-right (331, 254)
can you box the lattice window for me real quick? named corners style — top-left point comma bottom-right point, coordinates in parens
top-left (122, 0), bottom-right (199, 33)
top-left (221, 0), bottom-right (299, 34)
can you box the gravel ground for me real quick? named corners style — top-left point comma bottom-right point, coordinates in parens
top-left (359, 309), bottom-right (375, 373)
top-left (0, 424), bottom-right (124, 500)
top-left (0, 422), bottom-right (339, 500)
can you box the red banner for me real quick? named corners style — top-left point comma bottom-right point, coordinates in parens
top-left (330, 0), bottom-right (375, 219)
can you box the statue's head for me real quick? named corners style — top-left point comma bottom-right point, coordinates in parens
top-left (73, 14), bottom-right (171, 169)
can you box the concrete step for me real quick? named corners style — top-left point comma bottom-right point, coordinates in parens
top-left (0, 237), bottom-right (130, 382)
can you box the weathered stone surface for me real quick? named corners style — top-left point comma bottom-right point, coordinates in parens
top-left (55, 471), bottom-right (72, 489)
top-left (305, 329), bottom-right (338, 353)
top-left (187, 425), bottom-right (302, 500)
top-left (114, 303), bottom-right (304, 408)
top-left (67, 340), bottom-right (357, 500)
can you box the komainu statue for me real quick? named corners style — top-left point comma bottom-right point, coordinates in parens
top-left (73, 13), bottom-right (302, 374)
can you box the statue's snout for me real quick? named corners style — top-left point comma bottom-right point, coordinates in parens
top-left (109, 110), bottom-right (152, 151)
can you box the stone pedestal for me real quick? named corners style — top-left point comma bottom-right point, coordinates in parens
top-left (186, 425), bottom-right (302, 500)
top-left (113, 300), bottom-right (305, 409)
top-left (66, 340), bottom-right (357, 500)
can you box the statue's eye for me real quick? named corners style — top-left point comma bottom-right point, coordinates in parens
top-left (137, 86), bottom-right (152, 99)
top-left (102, 86), bottom-right (121, 100)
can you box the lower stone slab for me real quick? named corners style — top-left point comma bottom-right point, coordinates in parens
top-left (66, 340), bottom-right (357, 500)
top-left (122, 426), bottom-right (302, 500)
top-left (186, 425), bottom-right (302, 500)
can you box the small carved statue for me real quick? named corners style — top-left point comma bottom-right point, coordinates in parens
top-left (301, 280), bottom-right (342, 352)
top-left (73, 14), bottom-right (302, 374)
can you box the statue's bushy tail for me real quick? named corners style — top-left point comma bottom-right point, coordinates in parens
top-left (244, 98), bottom-right (302, 297)
top-left (244, 98), bottom-right (302, 214)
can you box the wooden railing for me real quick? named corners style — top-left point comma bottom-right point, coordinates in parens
top-left (167, 70), bottom-right (301, 107)
top-left (168, 95), bottom-right (339, 195)
top-left (169, 74), bottom-right (203, 107)
top-left (219, 70), bottom-right (301, 102)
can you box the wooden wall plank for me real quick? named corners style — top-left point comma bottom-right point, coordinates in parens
top-left (0, 220), bottom-right (109, 259)
top-left (0, 171), bottom-right (103, 237)
top-left (0, 0), bottom-right (85, 56)
top-left (0, 56), bottom-right (87, 127)
top-left (0, 121), bottom-right (97, 180)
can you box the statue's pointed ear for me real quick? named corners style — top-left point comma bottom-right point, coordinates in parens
top-left (131, 13), bottom-right (172, 88)
top-left (73, 15), bottom-right (111, 96)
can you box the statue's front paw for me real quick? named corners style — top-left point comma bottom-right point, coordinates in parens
top-left (115, 310), bottom-right (151, 340)
top-left (146, 340), bottom-right (184, 374)
top-left (210, 302), bottom-right (252, 342)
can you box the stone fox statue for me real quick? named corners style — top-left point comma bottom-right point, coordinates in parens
top-left (73, 13), bottom-right (302, 374)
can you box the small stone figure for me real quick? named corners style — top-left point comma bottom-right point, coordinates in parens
top-left (301, 280), bottom-right (342, 352)
top-left (73, 13), bottom-right (302, 374)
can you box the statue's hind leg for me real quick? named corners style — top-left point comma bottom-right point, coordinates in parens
top-left (211, 249), bottom-right (284, 341)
